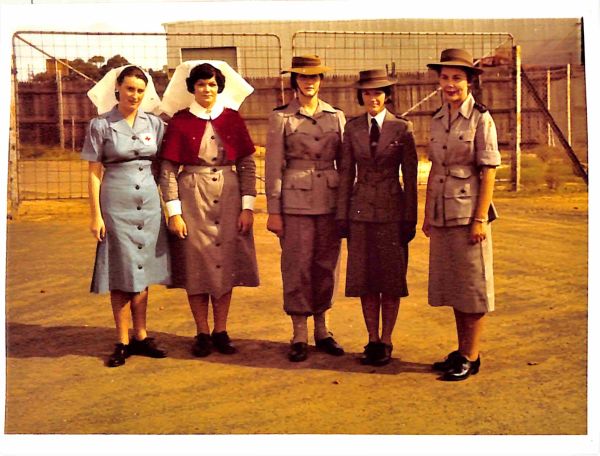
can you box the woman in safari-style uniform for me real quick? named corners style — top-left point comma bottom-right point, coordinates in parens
top-left (265, 55), bottom-right (346, 362)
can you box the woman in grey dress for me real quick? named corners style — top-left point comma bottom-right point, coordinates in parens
top-left (422, 49), bottom-right (501, 381)
top-left (82, 65), bottom-right (170, 368)
top-left (266, 55), bottom-right (346, 362)
top-left (159, 62), bottom-right (259, 358)
top-left (336, 69), bottom-right (418, 366)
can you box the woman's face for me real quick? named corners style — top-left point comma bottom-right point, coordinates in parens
top-left (439, 66), bottom-right (469, 107)
top-left (362, 89), bottom-right (387, 116)
top-left (116, 75), bottom-right (146, 112)
top-left (296, 74), bottom-right (321, 98)
top-left (193, 76), bottom-right (219, 109)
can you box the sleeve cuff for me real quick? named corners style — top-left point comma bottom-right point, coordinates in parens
top-left (165, 199), bottom-right (182, 218)
top-left (242, 195), bottom-right (256, 211)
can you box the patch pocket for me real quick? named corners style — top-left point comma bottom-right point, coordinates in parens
top-left (443, 174), bottom-right (478, 221)
top-left (325, 171), bottom-right (339, 189)
top-left (282, 170), bottom-right (313, 209)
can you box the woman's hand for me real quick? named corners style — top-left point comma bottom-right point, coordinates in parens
top-left (238, 209), bottom-right (254, 235)
top-left (469, 220), bottom-right (487, 244)
top-left (267, 214), bottom-right (284, 238)
top-left (421, 219), bottom-right (431, 238)
top-left (90, 216), bottom-right (106, 241)
top-left (168, 214), bottom-right (188, 239)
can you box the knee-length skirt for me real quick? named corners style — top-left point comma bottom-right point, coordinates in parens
top-left (168, 166), bottom-right (259, 297)
top-left (345, 221), bottom-right (408, 297)
top-left (428, 224), bottom-right (495, 313)
top-left (91, 161), bottom-right (171, 294)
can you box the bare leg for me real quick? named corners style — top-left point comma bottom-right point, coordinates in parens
top-left (188, 293), bottom-right (210, 335)
top-left (360, 293), bottom-right (381, 343)
top-left (130, 288), bottom-right (149, 341)
top-left (380, 294), bottom-right (400, 345)
top-left (212, 291), bottom-right (232, 333)
top-left (110, 290), bottom-right (132, 344)
top-left (454, 308), bottom-right (485, 361)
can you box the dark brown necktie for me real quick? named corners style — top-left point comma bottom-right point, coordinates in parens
top-left (370, 117), bottom-right (380, 156)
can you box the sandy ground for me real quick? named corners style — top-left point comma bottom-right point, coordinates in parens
top-left (3, 188), bottom-right (590, 445)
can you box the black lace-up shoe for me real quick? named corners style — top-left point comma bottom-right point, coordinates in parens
top-left (440, 354), bottom-right (481, 381)
top-left (107, 343), bottom-right (129, 367)
top-left (128, 337), bottom-right (167, 358)
top-left (192, 333), bottom-right (212, 357)
top-left (211, 331), bottom-right (237, 355)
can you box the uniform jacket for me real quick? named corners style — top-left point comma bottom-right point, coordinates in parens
top-left (336, 111), bottom-right (418, 223)
top-left (265, 98), bottom-right (346, 215)
top-left (160, 108), bottom-right (254, 164)
top-left (426, 93), bottom-right (501, 227)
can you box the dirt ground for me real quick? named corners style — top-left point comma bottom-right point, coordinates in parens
top-left (3, 187), bottom-right (590, 448)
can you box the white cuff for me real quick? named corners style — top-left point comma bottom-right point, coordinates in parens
top-left (165, 199), bottom-right (182, 218)
top-left (242, 195), bottom-right (255, 211)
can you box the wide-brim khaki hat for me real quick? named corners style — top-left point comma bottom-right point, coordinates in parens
top-left (427, 48), bottom-right (484, 75)
top-left (354, 69), bottom-right (397, 89)
top-left (281, 55), bottom-right (331, 75)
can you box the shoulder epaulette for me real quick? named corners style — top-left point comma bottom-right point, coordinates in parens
top-left (432, 106), bottom-right (443, 116)
top-left (273, 104), bottom-right (289, 111)
top-left (394, 113), bottom-right (409, 122)
top-left (474, 101), bottom-right (488, 113)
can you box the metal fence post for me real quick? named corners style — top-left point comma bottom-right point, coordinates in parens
top-left (511, 45), bottom-right (522, 191)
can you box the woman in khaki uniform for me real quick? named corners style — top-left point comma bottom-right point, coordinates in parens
top-left (336, 69), bottom-right (418, 366)
top-left (266, 55), bottom-right (346, 362)
top-left (159, 61), bottom-right (259, 357)
top-left (422, 49), bottom-right (501, 381)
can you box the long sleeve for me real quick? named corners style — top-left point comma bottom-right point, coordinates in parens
top-left (265, 111), bottom-right (286, 215)
top-left (336, 127), bottom-right (356, 221)
top-left (401, 121), bottom-right (419, 223)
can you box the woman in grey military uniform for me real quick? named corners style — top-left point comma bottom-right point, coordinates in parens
top-left (266, 55), bottom-right (346, 362)
top-left (422, 49), bottom-right (501, 381)
top-left (159, 61), bottom-right (259, 358)
top-left (82, 65), bottom-right (170, 368)
top-left (336, 69), bottom-right (418, 366)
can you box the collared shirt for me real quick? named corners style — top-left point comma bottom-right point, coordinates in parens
top-left (188, 99), bottom-right (225, 120)
top-left (367, 108), bottom-right (387, 133)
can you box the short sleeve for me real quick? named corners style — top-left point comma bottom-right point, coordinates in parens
top-left (475, 112), bottom-right (501, 167)
top-left (81, 117), bottom-right (107, 163)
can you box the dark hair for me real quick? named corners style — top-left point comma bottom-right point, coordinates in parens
top-left (435, 66), bottom-right (476, 84)
top-left (290, 72), bottom-right (324, 91)
top-left (186, 63), bottom-right (226, 94)
top-left (357, 86), bottom-right (393, 106)
top-left (115, 66), bottom-right (148, 100)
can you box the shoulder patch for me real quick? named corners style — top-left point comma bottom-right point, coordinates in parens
top-left (273, 104), bottom-right (289, 111)
top-left (474, 101), bottom-right (488, 113)
top-left (432, 106), bottom-right (443, 116)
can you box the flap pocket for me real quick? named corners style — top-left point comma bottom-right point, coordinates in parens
top-left (443, 179), bottom-right (476, 198)
top-left (283, 170), bottom-right (313, 190)
top-left (447, 167), bottom-right (473, 179)
top-left (325, 171), bottom-right (339, 189)
top-left (457, 130), bottom-right (476, 142)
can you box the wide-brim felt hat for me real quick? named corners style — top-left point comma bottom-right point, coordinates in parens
top-left (427, 48), bottom-right (484, 75)
top-left (354, 69), bottom-right (397, 89)
top-left (281, 55), bottom-right (331, 75)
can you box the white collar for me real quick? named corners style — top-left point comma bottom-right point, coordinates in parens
top-left (189, 100), bottom-right (225, 120)
top-left (368, 108), bottom-right (387, 130)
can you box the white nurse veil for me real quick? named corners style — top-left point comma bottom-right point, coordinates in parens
top-left (87, 65), bottom-right (161, 115)
top-left (158, 60), bottom-right (254, 117)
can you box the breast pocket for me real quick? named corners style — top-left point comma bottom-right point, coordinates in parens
top-left (443, 169), bottom-right (479, 221)
top-left (453, 130), bottom-right (476, 161)
top-left (282, 170), bottom-right (313, 210)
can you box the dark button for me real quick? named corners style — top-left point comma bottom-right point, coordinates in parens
top-left (138, 167), bottom-right (143, 171)
top-left (212, 168), bottom-right (218, 172)
top-left (459, 135), bottom-right (464, 140)
top-left (132, 135), bottom-right (138, 140)
top-left (312, 120), bottom-right (317, 125)
top-left (138, 265), bottom-right (143, 270)
top-left (138, 245), bottom-right (143, 249)
top-left (445, 129), bottom-right (449, 133)
top-left (461, 189), bottom-right (466, 193)
top-left (442, 162), bottom-right (447, 166)
top-left (216, 242), bottom-right (221, 247)
top-left (215, 220), bottom-right (220, 225)
top-left (316, 173), bottom-right (321, 178)
top-left (213, 200), bottom-right (219, 204)
top-left (137, 225), bottom-right (142, 230)
top-left (212, 177), bottom-right (218, 182)
top-left (216, 265), bottom-right (221, 269)
top-left (211, 135), bottom-right (215, 140)
top-left (135, 185), bottom-right (140, 190)
top-left (314, 137), bottom-right (320, 141)
top-left (212, 157), bottom-right (217, 161)
top-left (134, 151), bottom-right (139, 156)
top-left (316, 154), bottom-right (321, 159)
top-left (137, 206), bottom-right (142, 210)
top-left (442, 145), bottom-right (447, 149)
top-left (439, 179), bottom-right (443, 183)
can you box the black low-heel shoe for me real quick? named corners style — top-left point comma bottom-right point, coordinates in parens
top-left (107, 343), bottom-right (129, 368)
top-left (315, 336), bottom-right (344, 356)
top-left (192, 333), bottom-right (212, 357)
top-left (211, 331), bottom-right (237, 355)
top-left (432, 350), bottom-right (461, 372)
top-left (360, 341), bottom-right (379, 365)
top-left (440, 355), bottom-right (481, 381)
top-left (372, 343), bottom-right (393, 366)
top-left (129, 337), bottom-right (167, 358)
top-left (288, 342), bottom-right (308, 362)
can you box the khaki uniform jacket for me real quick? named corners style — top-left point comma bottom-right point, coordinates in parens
top-left (336, 111), bottom-right (418, 223)
top-left (426, 94), bottom-right (501, 227)
top-left (265, 98), bottom-right (346, 215)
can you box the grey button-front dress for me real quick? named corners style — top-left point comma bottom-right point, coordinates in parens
top-left (81, 106), bottom-right (171, 294)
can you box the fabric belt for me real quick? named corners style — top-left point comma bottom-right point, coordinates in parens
top-left (182, 165), bottom-right (233, 174)
top-left (286, 159), bottom-right (335, 170)
top-left (430, 164), bottom-right (477, 176)
top-left (104, 157), bottom-right (153, 166)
